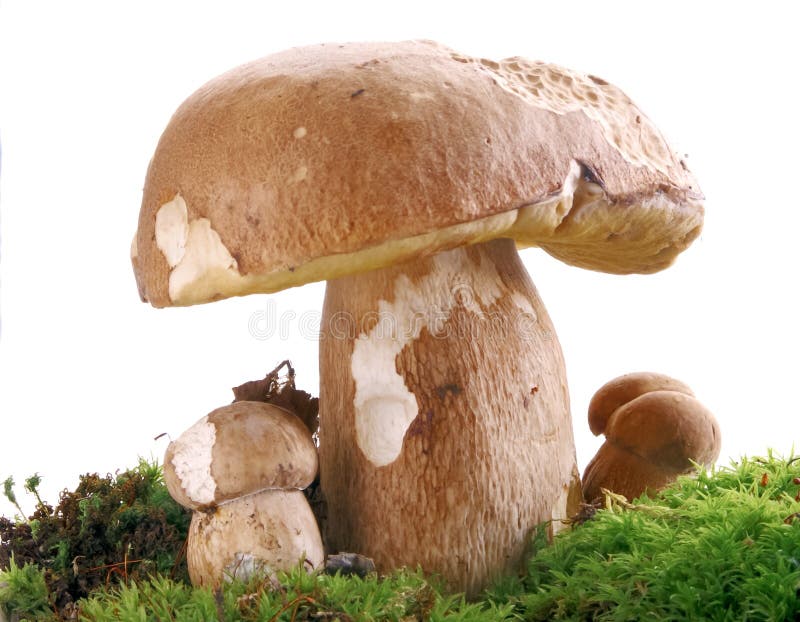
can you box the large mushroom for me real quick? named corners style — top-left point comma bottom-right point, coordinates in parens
top-left (163, 401), bottom-right (324, 587)
top-left (582, 372), bottom-right (721, 502)
top-left (132, 41), bottom-right (703, 595)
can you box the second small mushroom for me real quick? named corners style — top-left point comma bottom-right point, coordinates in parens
top-left (582, 372), bottom-right (721, 502)
top-left (163, 401), bottom-right (324, 587)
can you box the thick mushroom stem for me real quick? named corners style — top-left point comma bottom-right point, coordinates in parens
top-left (319, 238), bottom-right (581, 596)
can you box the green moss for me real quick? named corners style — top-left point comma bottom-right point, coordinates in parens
top-left (0, 557), bottom-right (51, 619)
top-left (504, 452), bottom-right (800, 621)
top-left (1, 458), bottom-right (191, 610)
top-left (79, 567), bottom-right (519, 622)
top-left (4, 453), bottom-right (800, 620)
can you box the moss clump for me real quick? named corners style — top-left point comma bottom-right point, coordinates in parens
top-left (78, 566), bottom-right (518, 622)
top-left (0, 459), bottom-right (190, 614)
top-left (493, 452), bottom-right (800, 620)
top-left (0, 557), bottom-right (51, 619)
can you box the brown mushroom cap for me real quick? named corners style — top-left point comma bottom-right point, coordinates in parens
top-left (588, 371), bottom-right (695, 435)
top-left (605, 390), bottom-right (721, 471)
top-left (164, 401), bottom-right (318, 510)
top-left (132, 40), bottom-right (703, 307)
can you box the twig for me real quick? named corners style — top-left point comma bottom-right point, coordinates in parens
top-left (601, 488), bottom-right (676, 517)
top-left (267, 595), bottom-right (316, 622)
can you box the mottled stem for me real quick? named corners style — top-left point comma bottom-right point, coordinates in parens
top-left (319, 238), bottom-right (581, 596)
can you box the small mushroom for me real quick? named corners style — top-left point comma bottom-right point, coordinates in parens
top-left (582, 372), bottom-right (721, 502)
top-left (163, 401), bottom-right (323, 587)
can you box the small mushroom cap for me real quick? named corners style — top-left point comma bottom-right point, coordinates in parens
top-left (133, 40), bottom-right (703, 307)
top-left (164, 401), bottom-right (318, 510)
top-left (588, 372), bottom-right (694, 435)
top-left (187, 489), bottom-right (324, 588)
top-left (605, 390), bottom-right (721, 471)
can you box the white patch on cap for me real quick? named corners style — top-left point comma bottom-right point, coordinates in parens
top-left (170, 417), bottom-right (217, 506)
top-left (169, 218), bottom-right (241, 302)
top-left (287, 165), bottom-right (308, 184)
top-left (409, 91), bottom-right (435, 102)
top-left (154, 194), bottom-right (251, 305)
top-left (155, 195), bottom-right (189, 267)
top-left (293, 126), bottom-right (307, 139)
top-left (351, 247), bottom-right (505, 467)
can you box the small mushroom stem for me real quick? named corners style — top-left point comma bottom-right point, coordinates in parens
top-left (187, 490), bottom-right (324, 587)
top-left (319, 238), bottom-right (581, 596)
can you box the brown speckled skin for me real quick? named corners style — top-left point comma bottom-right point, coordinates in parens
top-left (134, 40), bottom-right (703, 307)
top-left (320, 239), bottom-right (582, 597)
top-left (582, 375), bottom-right (721, 502)
top-left (207, 402), bottom-right (318, 501)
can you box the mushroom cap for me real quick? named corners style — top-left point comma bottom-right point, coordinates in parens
top-left (187, 489), bottom-right (324, 588)
top-left (588, 371), bottom-right (695, 435)
top-left (132, 40), bottom-right (703, 307)
top-left (163, 401), bottom-right (318, 510)
top-left (605, 390), bottom-right (721, 471)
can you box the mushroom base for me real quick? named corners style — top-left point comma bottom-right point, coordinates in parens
top-left (187, 490), bottom-right (324, 588)
top-left (319, 238), bottom-right (581, 597)
top-left (582, 441), bottom-right (681, 502)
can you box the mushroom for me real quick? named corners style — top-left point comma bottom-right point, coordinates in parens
top-left (132, 41), bottom-right (703, 595)
top-left (163, 401), bottom-right (324, 587)
top-left (582, 372), bottom-right (721, 502)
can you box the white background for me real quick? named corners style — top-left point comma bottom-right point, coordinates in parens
top-left (1, 1), bottom-right (798, 518)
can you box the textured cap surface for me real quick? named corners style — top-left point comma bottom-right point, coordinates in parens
top-left (164, 401), bottom-right (318, 510)
top-left (605, 391), bottom-right (721, 470)
top-left (588, 372), bottom-right (695, 435)
top-left (133, 40), bottom-right (703, 307)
